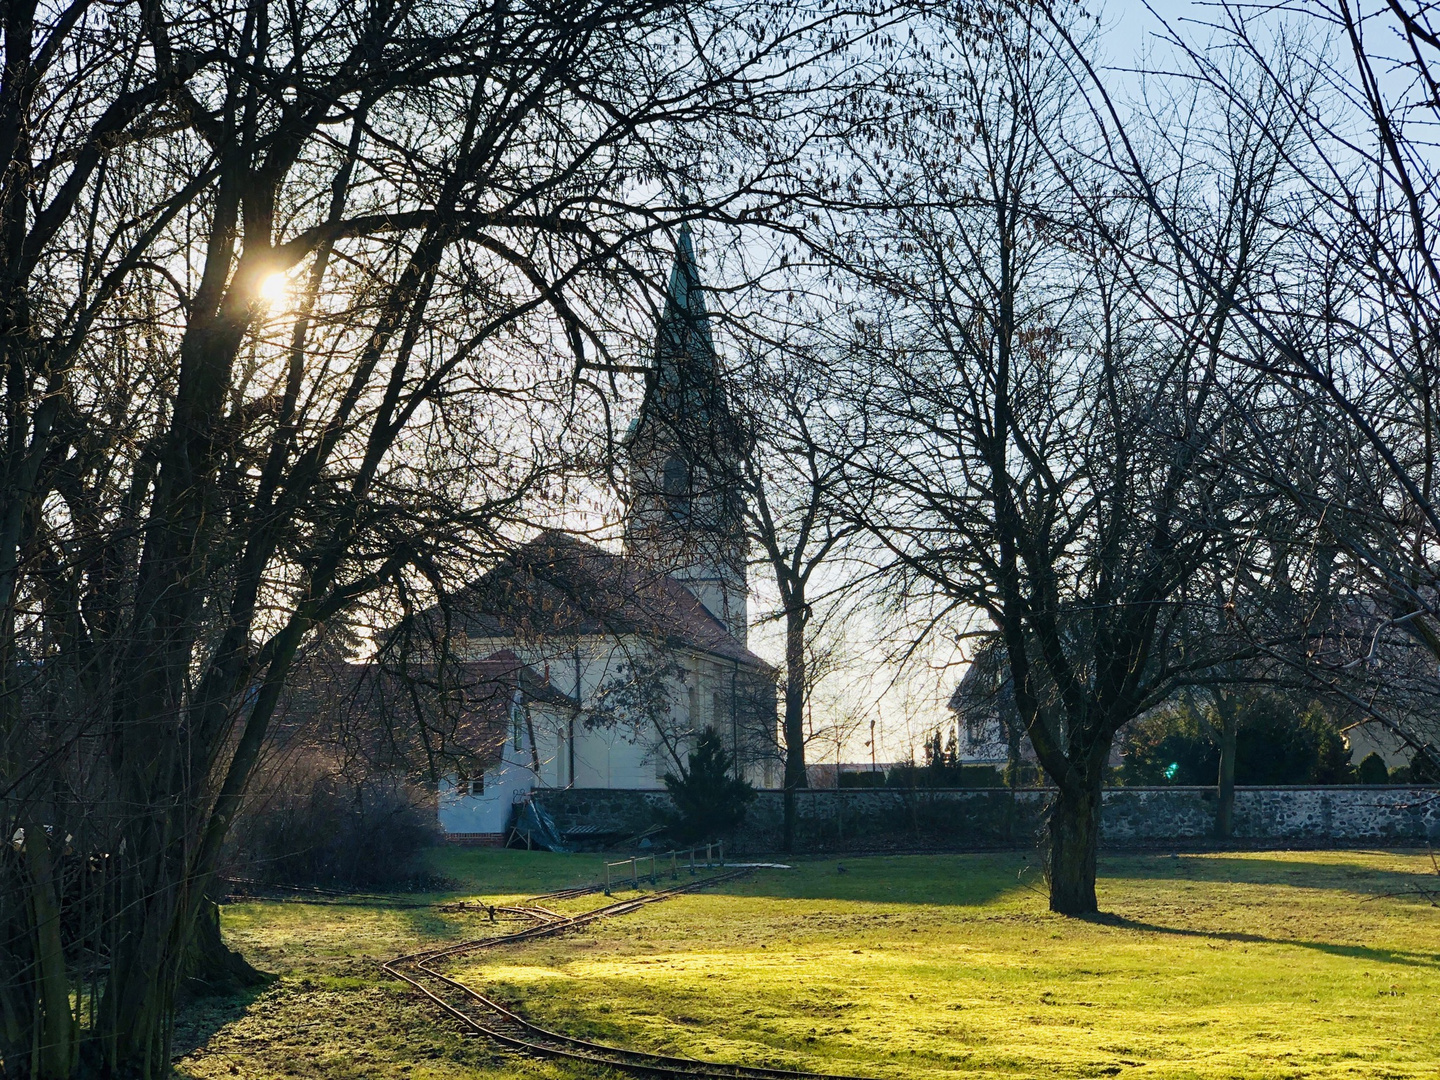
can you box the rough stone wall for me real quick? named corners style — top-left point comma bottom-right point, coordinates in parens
top-left (531, 786), bottom-right (1440, 853)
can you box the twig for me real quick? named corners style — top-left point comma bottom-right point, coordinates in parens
top-left (1361, 883), bottom-right (1440, 906)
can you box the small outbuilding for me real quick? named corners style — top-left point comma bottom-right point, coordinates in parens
top-left (432, 651), bottom-right (578, 844)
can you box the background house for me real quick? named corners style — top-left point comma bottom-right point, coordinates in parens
top-left (950, 642), bottom-right (1030, 770)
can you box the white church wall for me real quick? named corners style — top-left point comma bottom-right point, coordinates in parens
top-left (461, 635), bottom-right (627, 714)
top-left (453, 634), bottom-right (774, 792)
top-left (524, 704), bottom-right (575, 787)
top-left (530, 715), bottom-right (663, 790)
top-left (575, 724), bottom-right (664, 789)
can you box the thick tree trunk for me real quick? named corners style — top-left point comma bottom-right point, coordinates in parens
top-left (1214, 690), bottom-right (1238, 838)
top-left (1048, 775), bottom-right (1102, 915)
top-left (181, 897), bottom-right (270, 996)
top-left (781, 607), bottom-right (808, 853)
top-left (100, 612), bottom-right (306, 1079)
top-left (103, 847), bottom-right (187, 1079)
top-left (23, 824), bottom-right (77, 1080)
top-left (1004, 711), bottom-right (1023, 788)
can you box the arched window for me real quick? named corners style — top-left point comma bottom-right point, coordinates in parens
top-left (662, 454), bottom-right (690, 517)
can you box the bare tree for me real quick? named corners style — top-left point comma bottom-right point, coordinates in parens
top-left (732, 337), bottom-right (864, 847)
top-left (1024, 0), bottom-right (1440, 766)
top-left (821, 4), bottom-right (1290, 912)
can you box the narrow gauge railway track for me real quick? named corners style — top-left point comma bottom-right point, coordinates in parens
top-left (525, 882), bottom-right (606, 903)
top-left (384, 871), bottom-right (875, 1080)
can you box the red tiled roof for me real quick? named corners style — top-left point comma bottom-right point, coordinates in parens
top-left (438, 532), bottom-right (771, 671)
top-left (276, 650), bottom-right (573, 772)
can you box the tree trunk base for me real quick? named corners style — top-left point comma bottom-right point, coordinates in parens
top-left (1048, 785), bottom-right (1101, 915)
top-left (181, 898), bottom-right (271, 997)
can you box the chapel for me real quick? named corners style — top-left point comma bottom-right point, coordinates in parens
top-left (427, 226), bottom-right (780, 841)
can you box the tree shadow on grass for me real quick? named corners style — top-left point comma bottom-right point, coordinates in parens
top-left (719, 852), bottom-right (1038, 907)
top-left (172, 984), bottom-right (270, 1062)
top-left (399, 905), bottom-right (470, 940)
top-left (723, 851), bottom-right (1435, 907)
top-left (1080, 912), bottom-right (1440, 971)
top-left (1099, 852), bottom-right (1440, 897)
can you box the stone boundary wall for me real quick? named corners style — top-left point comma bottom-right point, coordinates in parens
top-left (531, 785), bottom-right (1440, 854)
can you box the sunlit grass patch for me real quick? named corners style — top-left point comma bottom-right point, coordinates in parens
top-left (451, 850), bottom-right (1440, 1078)
top-left (181, 848), bottom-right (1440, 1079)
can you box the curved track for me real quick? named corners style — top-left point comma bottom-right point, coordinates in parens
top-left (384, 871), bottom-right (875, 1080)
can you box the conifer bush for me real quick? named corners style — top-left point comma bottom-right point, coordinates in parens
top-left (661, 728), bottom-right (755, 844)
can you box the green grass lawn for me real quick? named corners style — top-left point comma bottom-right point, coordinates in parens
top-left (177, 848), bottom-right (1440, 1080)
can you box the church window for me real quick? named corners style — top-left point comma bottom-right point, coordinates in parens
top-left (662, 454), bottom-right (690, 517)
top-left (965, 712), bottom-right (989, 746)
top-left (511, 701), bottom-right (524, 749)
top-left (456, 772), bottom-right (483, 796)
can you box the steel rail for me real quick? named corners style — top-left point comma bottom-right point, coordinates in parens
top-left (384, 871), bottom-right (876, 1080)
top-left (390, 871), bottom-right (749, 969)
top-left (524, 882), bottom-right (606, 902)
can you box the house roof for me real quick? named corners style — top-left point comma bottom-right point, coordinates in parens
top-left (456, 649), bottom-right (577, 711)
top-left (950, 640), bottom-right (1008, 715)
top-left (276, 649), bottom-right (573, 772)
top-left (438, 531), bottom-right (770, 671)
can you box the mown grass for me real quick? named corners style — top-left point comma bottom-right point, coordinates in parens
top-left (177, 848), bottom-right (1440, 1079)
top-left (173, 848), bottom-right (593, 1080)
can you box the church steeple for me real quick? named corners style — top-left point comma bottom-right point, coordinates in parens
top-left (624, 225), bottom-right (748, 644)
top-left (637, 224), bottom-right (722, 436)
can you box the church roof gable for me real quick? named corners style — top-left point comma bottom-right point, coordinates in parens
top-left (443, 532), bottom-right (769, 671)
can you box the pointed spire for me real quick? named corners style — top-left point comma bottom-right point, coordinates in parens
top-left (632, 224), bottom-right (723, 436)
top-left (655, 222), bottom-right (715, 378)
top-left (669, 221), bottom-right (699, 303)
top-left (621, 223), bottom-right (748, 644)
